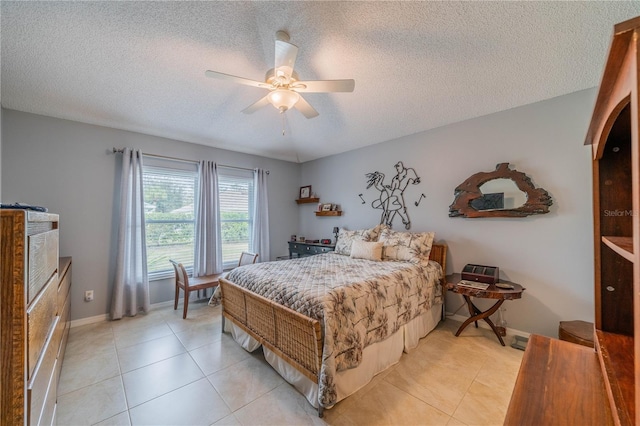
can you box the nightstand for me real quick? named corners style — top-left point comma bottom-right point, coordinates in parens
top-left (446, 273), bottom-right (525, 346)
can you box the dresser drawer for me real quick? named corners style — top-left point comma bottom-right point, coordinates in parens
top-left (303, 245), bottom-right (316, 254)
top-left (56, 294), bottom-right (71, 357)
top-left (289, 243), bottom-right (302, 253)
top-left (310, 246), bottom-right (333, 255)
top-left (56, 325), bottom-right (70, 391)
top-left (36, 371), bottom-right (57, 426)
top-left (27, 274), bottom-right (58, 379)
top-left (27, 318), bottom-right (59, 426)
top-left (57, 263), bottom-right (71, 315)
top-left (28, 229), bottom-right (59, 303)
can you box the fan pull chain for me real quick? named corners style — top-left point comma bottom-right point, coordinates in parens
top-left (282, 112), bottom-right (286, 136)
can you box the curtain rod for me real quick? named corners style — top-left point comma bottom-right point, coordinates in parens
top-left (111, 148), bottom-right (268, 174)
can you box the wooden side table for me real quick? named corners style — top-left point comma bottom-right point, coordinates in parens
top-left (446, 273), bottom-right (525, 346)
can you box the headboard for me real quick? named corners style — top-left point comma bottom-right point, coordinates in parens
top-left (429, 243), bottom-right (447, 274)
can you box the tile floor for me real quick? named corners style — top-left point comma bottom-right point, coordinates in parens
top-left (57, 300), bottom-right (524, 425)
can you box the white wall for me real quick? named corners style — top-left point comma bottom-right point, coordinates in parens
top-left (1, 109), bottom-right (300, 321)
top-left (300, 89), bottom-right (597, 338)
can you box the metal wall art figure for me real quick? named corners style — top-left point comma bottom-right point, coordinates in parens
top-left (365, 161), bottom-right (421, 229)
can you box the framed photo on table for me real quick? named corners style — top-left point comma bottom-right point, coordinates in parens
top-left (299, 185), bottom-right (312, 199)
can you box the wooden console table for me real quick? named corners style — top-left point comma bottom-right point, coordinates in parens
top-left (446, 273), bottom-right (524, 346)
top-left (505, 334), bottom-right (613, 425)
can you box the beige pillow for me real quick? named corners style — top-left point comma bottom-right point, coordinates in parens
top-left (378, 229), bottom-right (435, 262)
top-left (350, 240), bottom-right (383, 261)
top-left (334, 228), bottom-right (370, 255)
top-left (334, 225), bottom-right (392, 255)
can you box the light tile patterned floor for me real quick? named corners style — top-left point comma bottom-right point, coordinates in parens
top-left (57, 300), bottom-right (524, 425)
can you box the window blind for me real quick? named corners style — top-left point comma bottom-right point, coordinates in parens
top-left (143, 164), bottom-right (197, 278)
top-left (218, 169), bottom-right (254, 269)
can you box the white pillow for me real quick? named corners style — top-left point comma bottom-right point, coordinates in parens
top-left (350, 240), bottom-right (383, 261)
top-left (378, 229), bottom-right (435, 262)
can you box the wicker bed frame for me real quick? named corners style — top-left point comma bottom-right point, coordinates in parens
top-left (219, 243), bottom-right (447, 416)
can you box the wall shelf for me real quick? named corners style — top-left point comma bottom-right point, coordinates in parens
top-left (602, 236), bottom-right (634, 263)
top-left (315, 211), bottom-right (342, 216)
top-left (296, 198), bottom-right (320, 204)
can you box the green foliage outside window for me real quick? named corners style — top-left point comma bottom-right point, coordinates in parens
top-left (145, 213), bottom-right (194, 246)
top-left (220, 211), bottom-right (250, 243)
top-left (145, 211), bottom-right (249, 247)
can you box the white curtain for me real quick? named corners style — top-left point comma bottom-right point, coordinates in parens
top-left (194, 161), bottom-right (223, 276)
top-left (111, 148), bottom-right (150, 320)
top-left (251, 168), bottom-right (270, 262)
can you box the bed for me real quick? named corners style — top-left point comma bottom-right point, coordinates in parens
top-left (219, 229), bottom-right (447, 416)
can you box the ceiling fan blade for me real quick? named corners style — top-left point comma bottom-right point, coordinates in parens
top-left (292, 79), bottom-right (355, 93)
top-left (295, 95), bottom-right (319, 119)
top-left (274, 39), bottom-right (298, 81)
top-left (242, 95), bottom-right (271, 114)
top-left (205, 70), bottom-right (267, 89)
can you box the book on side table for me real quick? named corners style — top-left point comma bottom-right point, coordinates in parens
top-left (457, 280), bottom-right (490, 290)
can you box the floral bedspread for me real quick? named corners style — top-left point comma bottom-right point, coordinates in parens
top-left (225, 252), bottom-right (443, 407)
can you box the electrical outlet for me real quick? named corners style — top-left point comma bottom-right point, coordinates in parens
top-left (84, 290), bottom-right (94, 302)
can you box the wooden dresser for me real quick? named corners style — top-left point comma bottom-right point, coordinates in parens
top-left (1, 210), bottom-right (70, 425)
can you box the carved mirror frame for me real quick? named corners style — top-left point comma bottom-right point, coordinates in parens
top-left (449, 163), bottom-right (552, 218)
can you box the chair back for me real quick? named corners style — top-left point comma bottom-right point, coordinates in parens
top-left (170, 259), bottom-right (189, 288)
top-left (238, 252), bottom-right (259, 267)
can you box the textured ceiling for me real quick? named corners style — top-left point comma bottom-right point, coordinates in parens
top-left (2, 2), bottom-right (640, 163)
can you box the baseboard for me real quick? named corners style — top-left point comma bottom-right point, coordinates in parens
top-left (70, 313), bottom-right (109, 328)
top-left (445, 312), bottom-right (530, 340)
top-left (152, 300), bottom-right (175, 309)
top-left (72, 302), bottom-right (514, 333)
top-left (70, 299), bottom-right (180, 328)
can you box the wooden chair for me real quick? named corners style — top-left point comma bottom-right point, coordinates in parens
top-left (170, 260), bottom-right (223, 319)
top-left (208, 252), bottom-right (258, 307)
top-left (238, 251), bottom-right (259, 266)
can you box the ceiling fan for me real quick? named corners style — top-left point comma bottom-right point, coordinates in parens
top-left (205, 31), bottom-right (355, 119)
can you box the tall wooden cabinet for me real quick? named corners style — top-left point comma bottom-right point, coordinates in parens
top-left (586, 16), bottom-right (640, 425)
top-left (1, 210), bottom-right (69, 425)
top-left (505, 17), bottom-right (640, 425)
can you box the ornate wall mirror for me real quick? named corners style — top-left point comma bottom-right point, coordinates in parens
top-left (449, 163), bottom-right (552, 218)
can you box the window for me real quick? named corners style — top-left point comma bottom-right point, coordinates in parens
top-left (142, 157), bottom-right (198, 279)
top-left (218, 167), bottom-right (254, 270)
top-left (141, 159), bottom-right (253, 278)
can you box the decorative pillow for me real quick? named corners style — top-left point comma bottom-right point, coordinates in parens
top-left (334, 228), bottom-right (370, 255)
top-left (378, 229), bottom-right (435, 262)
top-left (367, 223), bottom-right (390, 242)
top-left (350, 240), bottom-right (383, 261)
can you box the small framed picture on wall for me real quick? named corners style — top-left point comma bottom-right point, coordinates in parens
top-left (299, 185), bottom-right (312, 199)
top-left (322, 203), bottom-right (332, 211)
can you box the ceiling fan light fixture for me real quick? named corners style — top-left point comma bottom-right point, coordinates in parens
top-left (206, 31), bottom-right (350, 121)
top-left (268, 89), bottom-right (299, 112)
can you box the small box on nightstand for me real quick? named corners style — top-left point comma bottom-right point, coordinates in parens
top-left (461, 264), bottom-right (499, 284)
